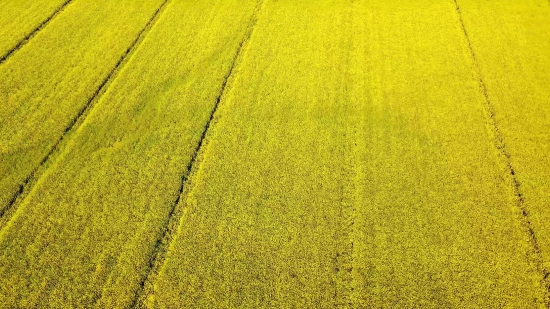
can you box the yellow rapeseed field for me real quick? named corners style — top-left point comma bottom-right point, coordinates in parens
top-left (0, 0), bottom-right (259, 307)
top-left (145, 0), bottom-right (548, 307)
top-left (0, 0), bottom-right (549, 308)
top-left (0, 0), bottom-right (166, 214)
top-left (0, 0), bottom-right (69, 60)
top-left (457, 0), bottom-right (550, 284)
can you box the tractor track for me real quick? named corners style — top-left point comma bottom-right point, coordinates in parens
top-left (0, 0), bottom-right (75, 65)
top-left (129, 1), bottom-right (265, 307)
top-left (0, 0), bottom-right (172, 226)
top-left (453, 0), bottom-right (550, 306)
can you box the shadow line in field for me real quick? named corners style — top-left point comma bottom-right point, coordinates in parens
top-left (129, 0), bottom-right (266, 307)
top-left (0, 0), bottom-right (75, 65)
top-left (453, 0), bottom-right (550, 304)
top-left (0, 0), bottom-right (172, 225)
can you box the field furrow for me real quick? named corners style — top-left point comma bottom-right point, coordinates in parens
top-left (0, 0), bottom-right (72, 61)
top-left (0, 0), bottom-right (167, 216)
top-left (0, 0), bottom-right (260, 308)
top-left (1, 0), bottom-right (548, 307)
top-left (144, 0), bottom-right (547, 307)
top-left (0, 0), bottom-right (171, 226)
top-left (454, 0), bottom-right (550, 300)
top-left (348, 1), bottom-right (546, 306)
top-left (146, 1), bottom-right (360, 307)
top-left (132, 0), bottom-right (265, 307)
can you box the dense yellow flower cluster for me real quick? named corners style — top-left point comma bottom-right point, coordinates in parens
top-left (0, 0), bottom-right (548, 307)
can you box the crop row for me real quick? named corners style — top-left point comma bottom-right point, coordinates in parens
top-left (0, 0), bottom-right (261, 307)
top-left (0, 0), bottom-right (167, 213)
top-left (0, 0), bottom-right (549, 308)
top-left (457, 0), bottom-right (550, 288)
top-left (0, 0), bottom-right (71, 60)
top-left (145, 0), bottom-right (550, 307)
